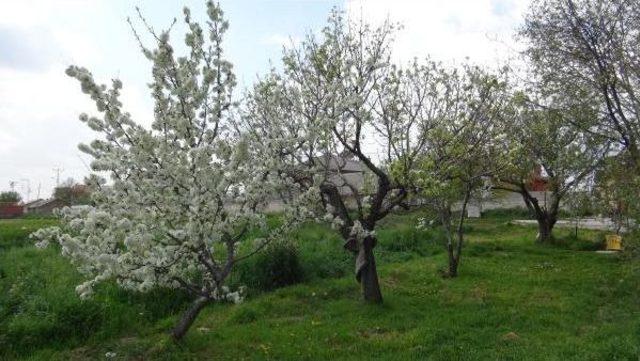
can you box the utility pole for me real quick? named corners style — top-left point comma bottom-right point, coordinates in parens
top-left (20, 178), bottom-right (31, 202)
top-left (53, 167), bottom-right (63, 187)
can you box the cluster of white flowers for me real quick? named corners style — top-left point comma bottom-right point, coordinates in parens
top-left (349, 220), bottom-right (375, 242)
top-left (319, 204), bottom-right (344, 230)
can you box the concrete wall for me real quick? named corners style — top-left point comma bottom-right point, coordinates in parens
top-left (480, 191), bottom-right (554, 211)
top-left (257, 190), bottom-right (560, 215)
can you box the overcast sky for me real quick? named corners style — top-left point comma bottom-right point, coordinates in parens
top-left (0, 0), bottom-right (529, 201)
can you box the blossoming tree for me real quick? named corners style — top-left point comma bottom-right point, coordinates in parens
top-left (32, 2), bottom-right (317, 340)
top-left (244, 12), bottom-right (445, 303)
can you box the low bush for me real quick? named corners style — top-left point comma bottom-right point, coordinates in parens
top-left (298, 238), bottom-right (351, 280)
top-left (620, 231), bottom-right (640, 260)
top-left (0, 219), bottom-right (57, 249)
top-left (234, 239), bottom-right (304, 293)
top-left (481, 208), bottom-right (532, 221)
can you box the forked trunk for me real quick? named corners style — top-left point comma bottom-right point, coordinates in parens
top-left (520, 188), bottom-right (558, 244)
top-left (171, 296), bottom-right (210, 341)
top-left (360, 236), bottom-right (383, 303)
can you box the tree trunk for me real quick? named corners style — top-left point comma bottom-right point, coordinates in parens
top-left (520, 188), bottom-right (558, 244)
top-left (448, 190), bottom-right (470, 278)
top-left (536, 216), bottom-right (554, 244)
top-left (360, 236), bottom-right (383, 304)
top-left (171, 296), bottom-right (210, 341)
top-left (447, 248), bottom-right (459, 278)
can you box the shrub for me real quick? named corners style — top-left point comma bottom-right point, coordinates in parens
top-left (235, 240), bottom-right (304, 292)
top-left (620, 231), bottom-right (640, 260)
top-left (1, 299), bottom-right (103, 355)
top-left (481, 208), bottom-right (532, 221)
top-left (298, 238), bottom-right (351, 280)
top-left (229, 306), bottom-right (260, 324)
top-left (563, 234), bottom-right (605, 251)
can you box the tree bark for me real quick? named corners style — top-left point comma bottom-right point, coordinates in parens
top-left (448, 257), bottom-right (459, 277)
top-left (171, 296), bottom-right (210, 341)
top-left (446, 237), bottom-right (459, 277)
top-left (535, 216), bottom-right (555, 244)
top-left (449, 190), bottom-right (471, 278)
top-left (518, 187), bottom-right (558, 244)
top-left (360, 236), bottom-right (383, 304)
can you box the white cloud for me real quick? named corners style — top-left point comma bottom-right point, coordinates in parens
top-left (344, 0), bottom-right (530, 66)
top-left (0, 0), bottom-right (152, 201)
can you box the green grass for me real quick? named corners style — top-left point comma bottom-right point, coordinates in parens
top-left (0, 212), bottom-right (639, 360)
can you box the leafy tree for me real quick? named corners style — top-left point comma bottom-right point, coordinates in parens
top-left (521, 0), bottom-right (640, 169)
top-left (494, 92), bottom-right (608, 243)
top-left (245, 12), bottom-right (439, 303)
top-left (0, 191), bottom-right (21, 203)
top-left (32, 2), bottom-right (316, 340)
top-left (406, 64), bottom-right (508, 277)
top-left (53, 178), bottom-right (92, 205)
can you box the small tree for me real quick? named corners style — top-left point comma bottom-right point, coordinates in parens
top-left (32, 2), bottom-right (316, 341)
top-left (593, 153), bottom-right (640, 234)
top-left (495, 92), bottom-right (608, 243)
top-left (0, 191), bottom-right (21, 203)
top-left (245, 12), bottom-right (443, 303)
top-left (564, 188), bottom-right (594, 239)
top-left (406, 64), bottom-right (508, 277)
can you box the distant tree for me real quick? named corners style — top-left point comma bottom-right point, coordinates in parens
top-left (0, 191), bottom-right (21, 203)
top-left (405, 64), bottom-right (509, 277)
top-left (521, 0), bottom-right (640, 169)
top-left (32, 2), bottom-right (317, 341)
top-left (53, 178), bottom-right (92, 205)
top-left (494, 92), bottom-right (609, 243)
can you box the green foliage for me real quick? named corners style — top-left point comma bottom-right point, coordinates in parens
top-left (235, 240), bottom-right (304, 293)
top-left (620, 231), bottom-right (640, 261)
top-left (0, 221), bottom-right (190, 358)
top-left (0, 191), bottom-right (21, 203)
top-left (52, 184), bottom-right (92, 205)
top-left (298, 237), bottom-right (351, 280)
top-left (592, 154), bottom-right (640, 233)
top-left (377, 225), bottom-right (442, 256)
top-left (481, 208), bottom-right (532, 221)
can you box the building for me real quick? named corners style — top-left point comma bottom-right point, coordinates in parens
top-left (24, 198), bottom-right (68, 215)
top-left (315, 153), bottom-right (366, 197)
top-left (528, 164), bottom-right (549, 191)
top-left (0, 203), bottom-right (24, 218)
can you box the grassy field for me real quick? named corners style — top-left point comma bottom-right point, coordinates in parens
top-left (0, 211), bottom-right (639, 360)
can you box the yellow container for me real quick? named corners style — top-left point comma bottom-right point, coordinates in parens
top-left (605, 234), bottom-right (622, 251)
